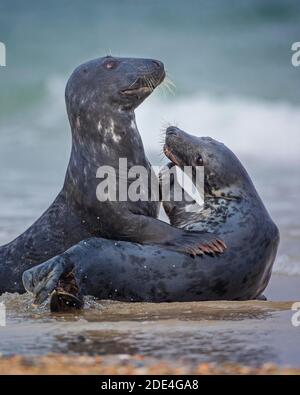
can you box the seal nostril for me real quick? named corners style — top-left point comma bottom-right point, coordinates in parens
top-left (152, 60), bottom-right (161, 69)
top-left (166, 127), bottom-right (178, 136)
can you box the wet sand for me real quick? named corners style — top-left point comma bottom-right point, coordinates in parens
top-left (1, 354), bottom-right (300, 375)
top-left (0, 274), bottom-right (300, 374)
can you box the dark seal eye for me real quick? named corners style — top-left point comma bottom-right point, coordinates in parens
top-left (196, 154), bottom-right (204, 166)
top-left (103, 59), bottom-right (119, 70)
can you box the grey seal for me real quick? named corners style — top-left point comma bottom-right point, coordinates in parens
top-left (23, 127), bottom-right (279, 308)
top-left (0, 58), bottom-right (222, 294)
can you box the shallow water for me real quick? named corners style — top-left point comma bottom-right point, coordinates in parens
top-left (0, 292), bottom-right (299, 367)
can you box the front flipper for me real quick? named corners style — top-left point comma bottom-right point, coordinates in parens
top-left (120, 214), bottom-right (226, 257)
top-left (163, 229), bottom-right (226, 256)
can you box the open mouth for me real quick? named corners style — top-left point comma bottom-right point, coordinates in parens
top-left (163, 144), bottom-right (182, 167)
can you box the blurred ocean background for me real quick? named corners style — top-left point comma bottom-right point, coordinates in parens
top-left (0, 0), bottom-right (299, 279)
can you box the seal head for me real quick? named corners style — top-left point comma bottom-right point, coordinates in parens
top-left (66, 56), bottom-right (165, 117)
top-left (164, 126), bottom-right (256, 201)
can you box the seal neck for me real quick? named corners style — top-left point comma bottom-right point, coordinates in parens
top-left (70, 107), bottom-right (147, 164)
top-left (63, 107), bottom-right (149, 207)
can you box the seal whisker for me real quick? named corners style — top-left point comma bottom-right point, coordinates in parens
top-left (151, 76), bottom-right (157, 89)
top-left (148, 76), bottom-right (155, 91)
top-left (147, 76), bottom-right (154, 91)
top-left (127, 78), bottom-right (139, 89)
top-left (163, 80), bottom-right (176, 96)
top-left (158, 83), bottom-right (167, 97)
top-left (162, 80), bottom-right (174, 95)
top-left (165, 76), bottom-right (177, 89)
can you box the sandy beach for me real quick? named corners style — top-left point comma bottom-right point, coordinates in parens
top-left (1, 273), bottom-right (300, 374)
top-left (1, 354), bottom-right (300, 375)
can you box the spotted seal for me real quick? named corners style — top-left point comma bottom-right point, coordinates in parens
top-left (22, 127), bottom-right (279, 308)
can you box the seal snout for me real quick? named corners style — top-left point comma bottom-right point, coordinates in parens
top-left (140, 59), bottom-right (165, 87)
top-left (164, 127), bottom-right (185, 166)
top-left (120, 59), bottom-right (165, 99)
top-left (146, 59), bottom-right (164, 75)
top-left (152, 59), bottom-right (164, 70)
top-left (166, 126), bottom-right (180, 137)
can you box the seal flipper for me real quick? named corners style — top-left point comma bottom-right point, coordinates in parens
top-left (50, 291), bottom-right (84, 312)
top-left (256, 294), bottom-right (267, 301)
top-left (121, 214), bottom-right (226, 256)
top-left (22, 255), bottom-right (72, 305)
top-left (23, 254), bottom-right (84, 311)
top-left (50, 271), bottom-right (84, 312)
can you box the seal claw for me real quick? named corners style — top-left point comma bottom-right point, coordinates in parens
top-left (216, 239), bottom-right (227, 250)
top-left (49, 271), bottom-right (84, 313)
top-left (211, 241), bottom-right (224, 253)
top-left (165, 230), bottom-right (226, 257)
top-left (50, 290), bottom-right (84, 313)
top-left (179, 235), bottom-right (225, 257)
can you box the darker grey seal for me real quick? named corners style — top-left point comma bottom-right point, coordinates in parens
top-left (0, 58), bottom-right (222, 294)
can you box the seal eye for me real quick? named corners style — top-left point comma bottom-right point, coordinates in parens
top-left (196, 154), bottom-right (204, 166)
top-left (103, 59), bottom-right (118, 70)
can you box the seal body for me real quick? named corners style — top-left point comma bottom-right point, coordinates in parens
top-left (1, 58), bottom-right (222, 293)
top-left (23, 128), bottom-right (279, 303)
top-left (0, 56), bottom-right (160, 292)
